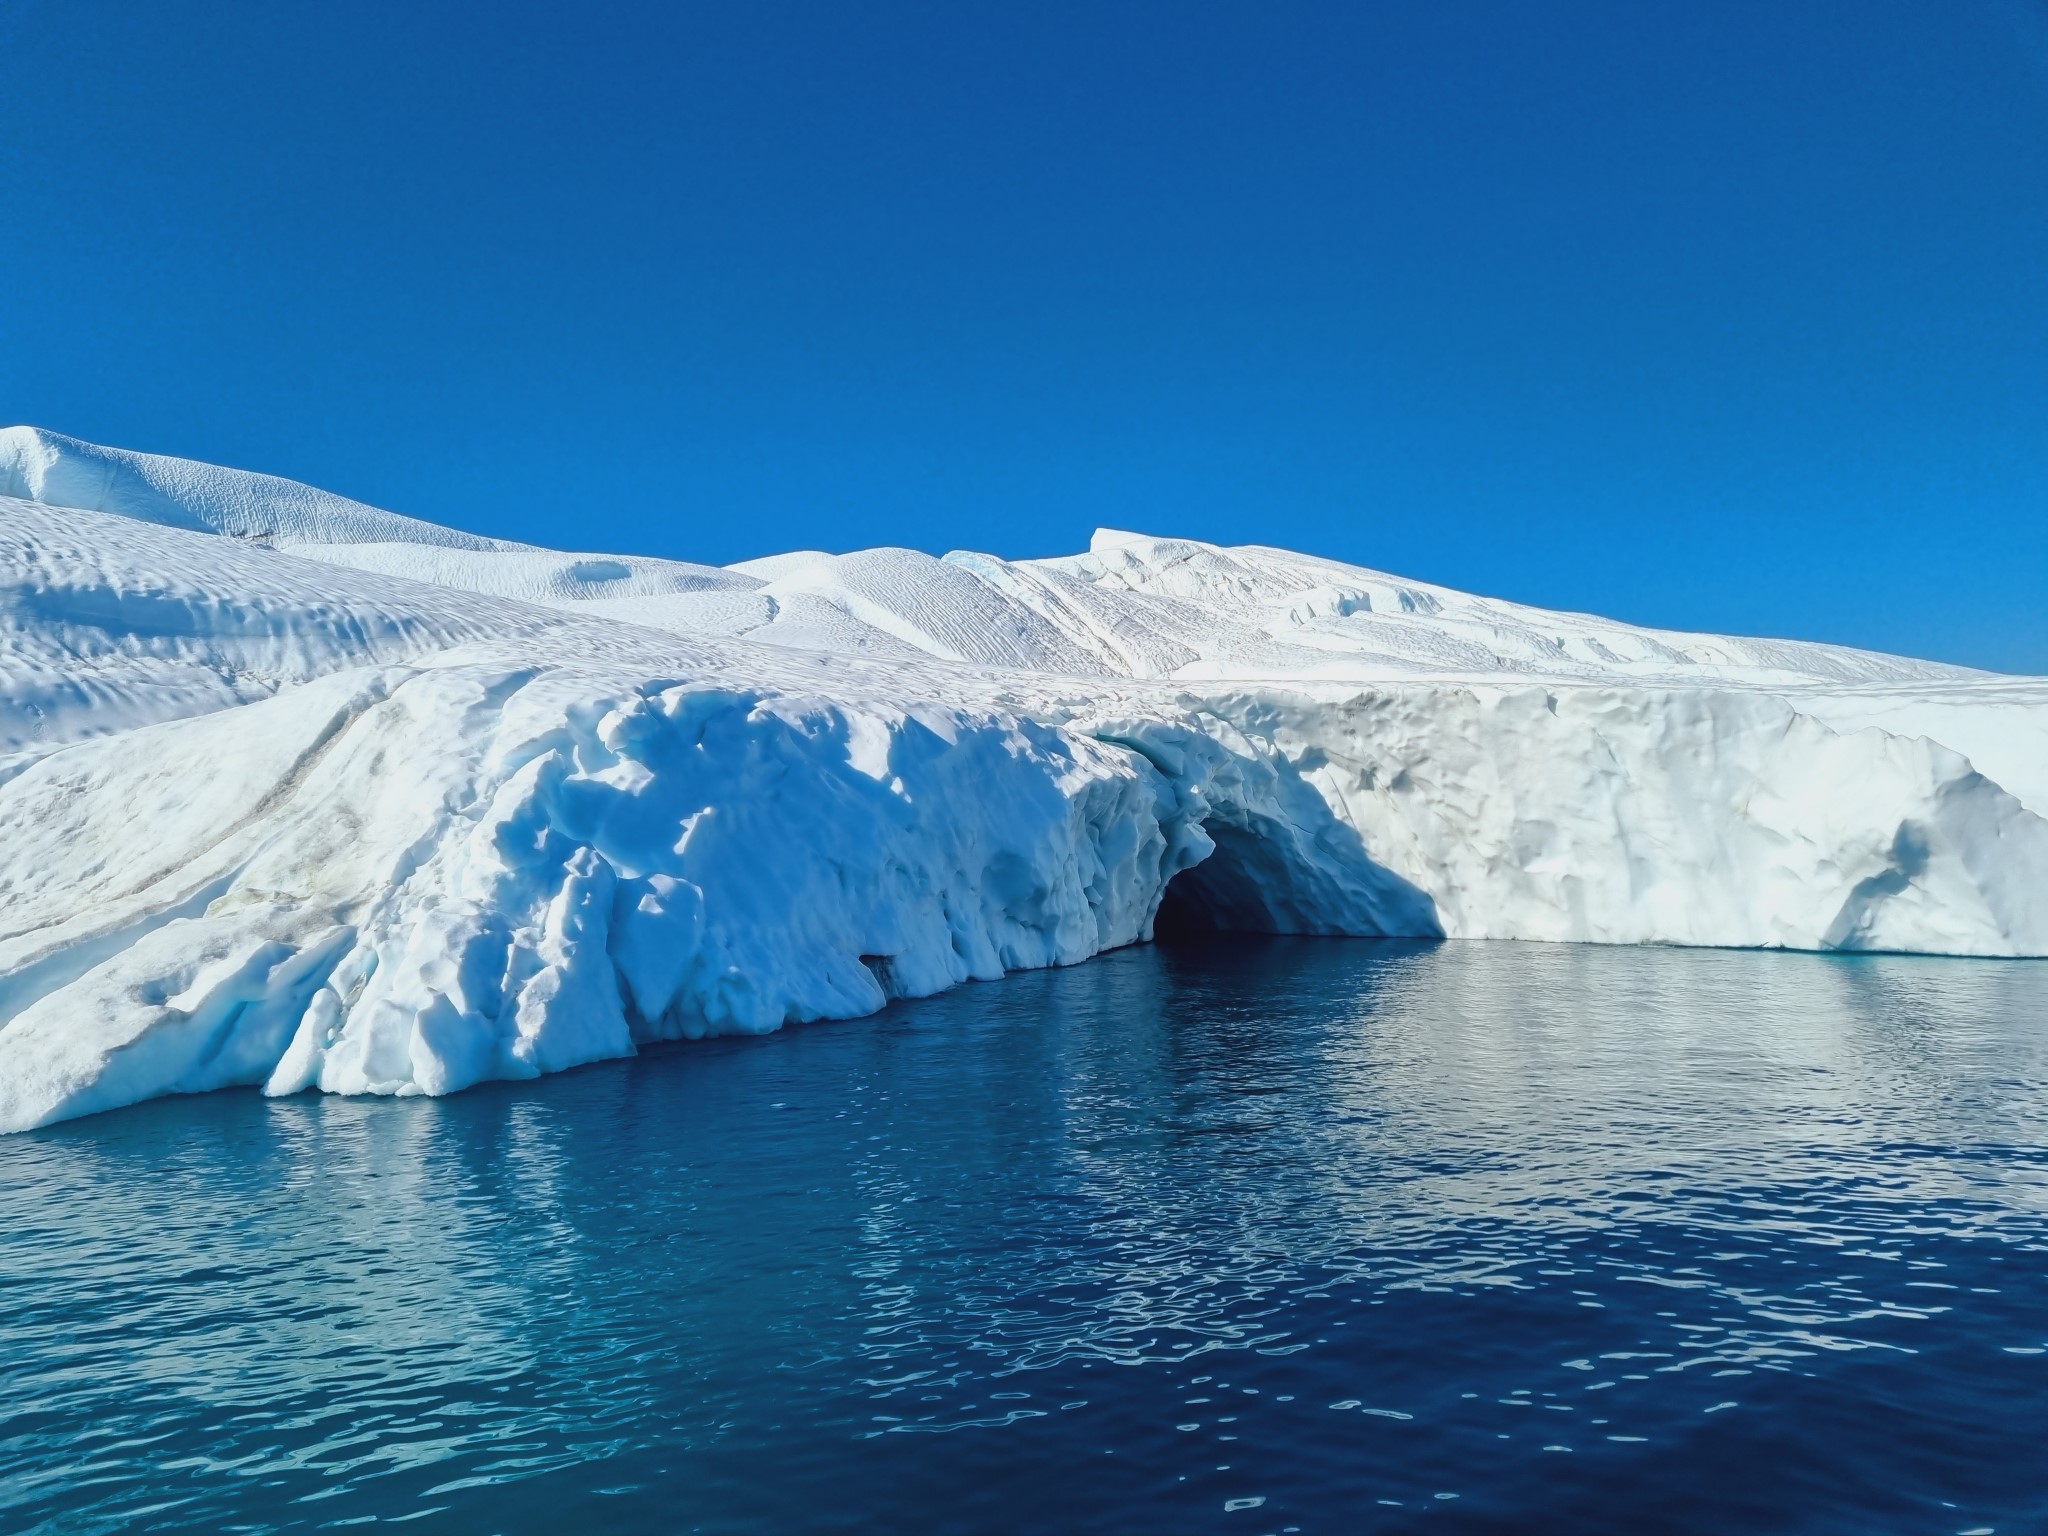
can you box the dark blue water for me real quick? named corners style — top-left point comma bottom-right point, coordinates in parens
top-left (3, 941), bottom-right (2046, 1535)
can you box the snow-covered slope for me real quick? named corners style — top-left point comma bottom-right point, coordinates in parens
top-left (0, 426), bottom-right (524, 551)
top-left (2, 426), bottom-right (2043, 1131)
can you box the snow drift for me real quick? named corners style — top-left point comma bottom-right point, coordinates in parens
top-left (2, 426), bottom-right (2044, 1131)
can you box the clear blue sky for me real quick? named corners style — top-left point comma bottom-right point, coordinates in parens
top-left (3, 2), bottom-right (2044, 671)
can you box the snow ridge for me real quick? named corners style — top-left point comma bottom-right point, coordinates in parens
top-left (0, 425), bottom-right (524, 550)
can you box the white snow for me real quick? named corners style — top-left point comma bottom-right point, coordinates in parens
top-left (2, 425), bottom-right (2043, 1131)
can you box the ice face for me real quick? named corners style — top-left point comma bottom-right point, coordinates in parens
top-left (2, 425), bottom-right (2044, 1131)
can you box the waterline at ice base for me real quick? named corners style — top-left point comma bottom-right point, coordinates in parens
top-left (2, 424), bottom-right (2044, 1132)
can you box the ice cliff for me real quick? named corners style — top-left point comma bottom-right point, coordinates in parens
top-left (2, 424), bottom-right (2043, 1131)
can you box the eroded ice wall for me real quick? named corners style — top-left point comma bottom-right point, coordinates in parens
top-left (1092, 685), bottom-right (2048, 955)
top-left (0, 667), bottom-right (1203, 1131)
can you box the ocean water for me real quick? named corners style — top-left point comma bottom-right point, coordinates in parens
top-left (2, 939), bottom-right (2045, 1535)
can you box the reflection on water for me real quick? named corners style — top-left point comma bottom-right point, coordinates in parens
top-left (2, 941), bottom-right (2045, 1533)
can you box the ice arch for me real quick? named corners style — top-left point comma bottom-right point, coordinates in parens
top-left (1090, 712), bottom-right (1446, 943)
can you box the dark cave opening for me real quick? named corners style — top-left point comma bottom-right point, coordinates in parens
top-left (1153, 822), bottom-right (1301, 941)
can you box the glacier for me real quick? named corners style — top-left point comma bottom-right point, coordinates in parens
top-left (1, 422), bottom-right (2043, 1132)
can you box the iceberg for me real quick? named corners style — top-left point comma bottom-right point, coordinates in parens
top-left (2, 423), bottom-right (2043, 1131)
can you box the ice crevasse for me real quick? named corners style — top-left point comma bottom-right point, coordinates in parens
top-left (1, 424), bottom-right (2044, 1131)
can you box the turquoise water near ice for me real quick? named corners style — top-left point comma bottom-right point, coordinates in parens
top-left (3, 939), bottom-right (2046, 1534)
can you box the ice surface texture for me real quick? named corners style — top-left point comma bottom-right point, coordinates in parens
top-left (2, 426), bottom-right (2044, 1130)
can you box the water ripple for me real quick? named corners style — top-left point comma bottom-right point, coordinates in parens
top-left (2, 940), bottom-right (2045, 1533)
